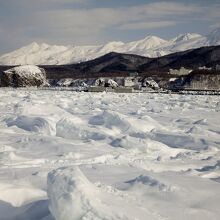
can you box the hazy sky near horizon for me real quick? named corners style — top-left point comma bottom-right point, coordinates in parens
top-left (0, 0), bottom-right (220, 54)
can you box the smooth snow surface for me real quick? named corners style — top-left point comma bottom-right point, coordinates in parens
top-left (0, 28), bottom-right (220, 65)
top-left (0, 89), bottom-right (220, 220)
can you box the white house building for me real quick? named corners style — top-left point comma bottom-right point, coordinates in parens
top-left (169, 67), bottom-right (192, 76)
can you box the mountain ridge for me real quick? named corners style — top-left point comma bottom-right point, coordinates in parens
top-left (0, 28), bottom-right (220, 66)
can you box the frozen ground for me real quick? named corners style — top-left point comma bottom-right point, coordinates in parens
top-left (0, 89), bottom-right (220, 220)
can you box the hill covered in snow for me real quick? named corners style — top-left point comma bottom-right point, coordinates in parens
top-left (0, 28), bottom-right (220, 65)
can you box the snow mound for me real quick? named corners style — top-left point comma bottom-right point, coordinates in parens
top-left (47, 166), bottom-right (159, 220)
top-left (5, 65), bottom-right (43, 77)
top-left (47, 167), bottom-right (112, 220)
top-left (125, 175), bottom-right (170, 191)
top-left (93, 110), bottom-right (130, 132)
top-left (110, 135), bottom-right (186, 159)
top-left (56, 110), bottom-right (148, 141)
top-left (56, 117), bottom-right (106, 140)
top-left (1, 65), bottom-right (46, 87)
top-left (89, 110), bottom-right (162, 135)
top-left (0, 183), bottom-right (46, 207)
top-left (151, 131), bottom-right (208, 150)
top-left (5, 115), bottom-right (54, 135)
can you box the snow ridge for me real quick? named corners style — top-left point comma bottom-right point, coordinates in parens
top-left (0, 28), bottom-right (220, 65)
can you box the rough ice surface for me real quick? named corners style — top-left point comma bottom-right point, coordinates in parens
top-left (0, 88), bottom-right (220, 220)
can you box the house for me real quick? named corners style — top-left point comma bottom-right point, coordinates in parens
top-left (169, 67), bottom-right (192, 76)
top-left (198, 66), bottom-right (212, 71)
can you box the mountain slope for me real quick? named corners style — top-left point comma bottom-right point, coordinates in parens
top-left (77, 52), bottom-right (153, 73)
top-left (0, 28), bottom-right (220, 66)
top-left (33, 45), bottom-right (220, 80)
top-left (139, 45), bottom-right (220, 71)
top-left (77, 45), bottom-right (220, 73)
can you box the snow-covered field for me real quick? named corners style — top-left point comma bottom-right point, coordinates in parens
top-left (0, 89), bottom-right (220, 220)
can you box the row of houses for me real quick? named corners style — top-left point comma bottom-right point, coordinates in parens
top-left (169, 65), bottom-right (220, 76)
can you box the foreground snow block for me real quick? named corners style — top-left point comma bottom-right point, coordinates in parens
top-left (1, 65), bottom-right (46, 87)
top-left (47, 166), bottom-right (160, 220)
top-left (47, 167), bottom-right (108, 220)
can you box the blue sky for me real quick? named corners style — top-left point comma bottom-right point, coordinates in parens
top-left (0, 0), bottom-right (220, 54)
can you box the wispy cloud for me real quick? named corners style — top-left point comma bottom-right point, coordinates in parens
top-left (32, 2), bottom-right (201, 36)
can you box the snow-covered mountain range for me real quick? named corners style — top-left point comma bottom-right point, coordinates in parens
top-left (1, 28), bottom-right (220, 65)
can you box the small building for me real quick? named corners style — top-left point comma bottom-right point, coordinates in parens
top-left (169, 67), bottom-right (192, 76)
top-left (198, 66), bottom-right (212, 71)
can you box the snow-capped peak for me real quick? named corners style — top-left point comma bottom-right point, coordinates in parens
top-left (128, 36), bottom-right (168, 50)
top-left (171, 33), bottom-right (202, 43)
top-left (142, 35), bottom-right (167, 43)
top-left (28, 42), bottom-right (39, 48)
top-left (99, 41), bottom-right (125, 53)
top-left (102, 41), bottom-right (125, 47)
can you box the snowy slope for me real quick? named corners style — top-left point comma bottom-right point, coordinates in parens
top-left (0, 89), bottom-right (220, 220)
top-left (0, 28), bottom-right (220, 65)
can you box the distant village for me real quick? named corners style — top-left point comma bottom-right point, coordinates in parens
top-left (0, 64), bottom-right (220, 94)
top-left (48, 65), bottom-right (220, 93)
